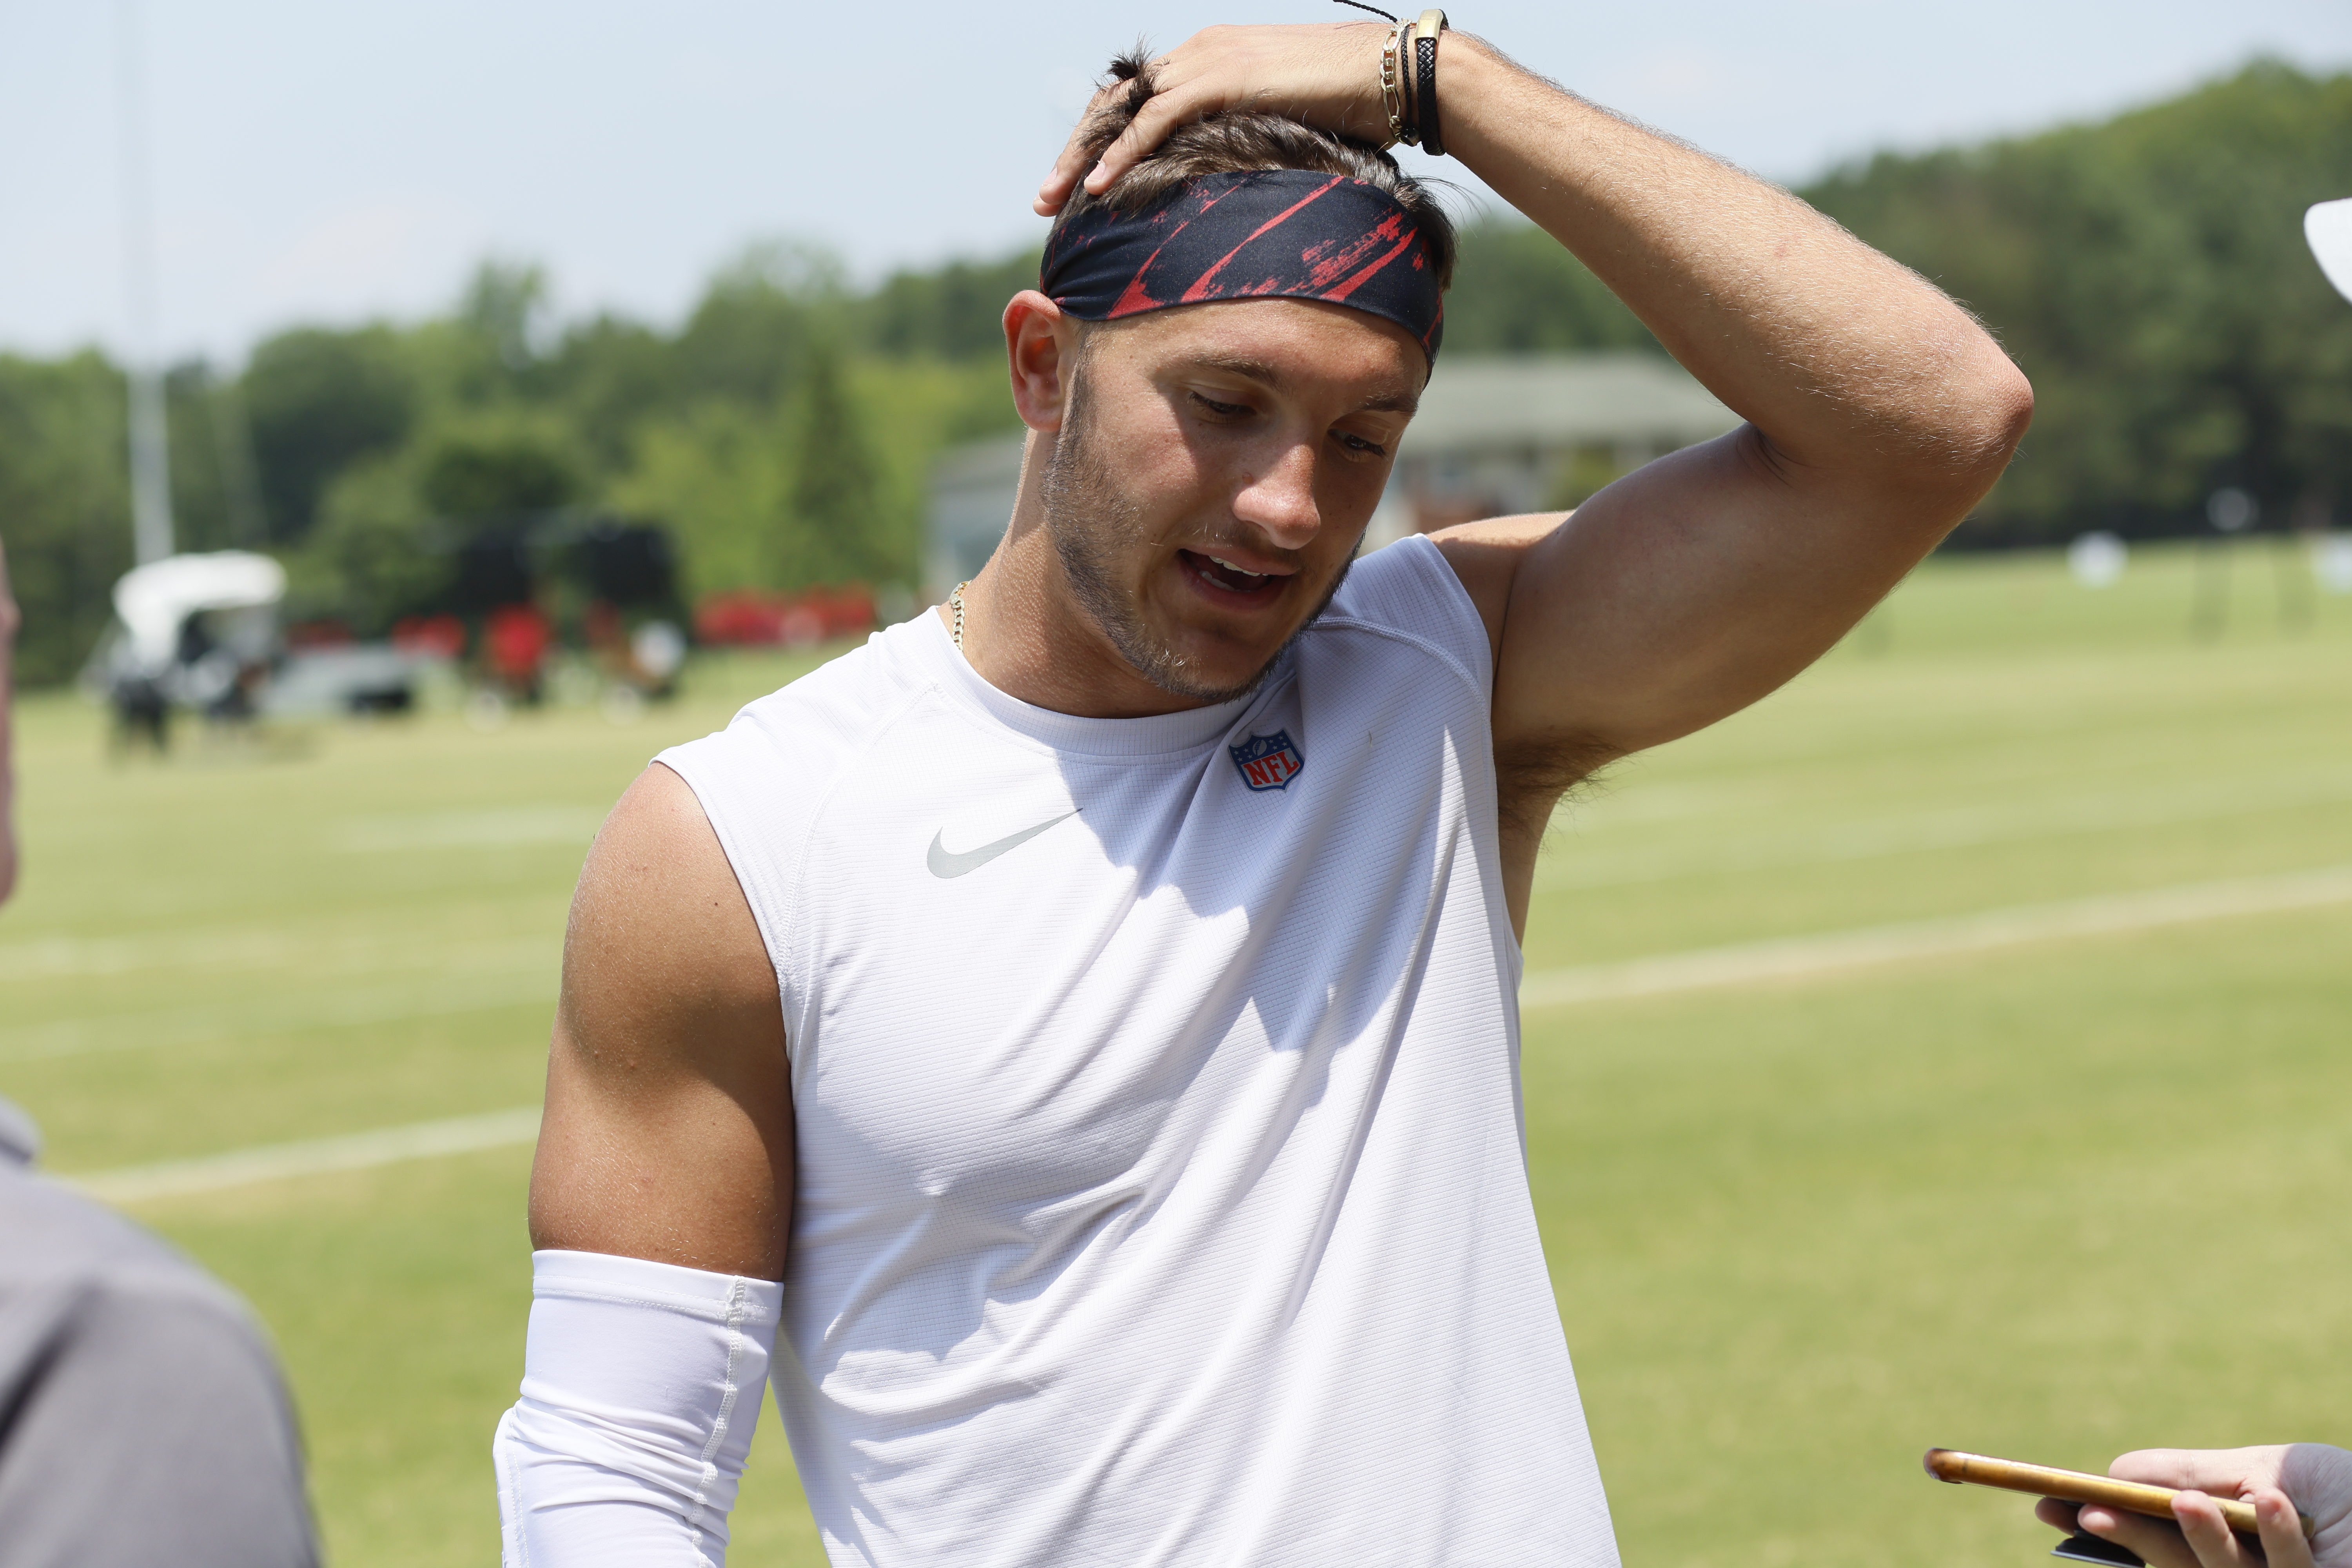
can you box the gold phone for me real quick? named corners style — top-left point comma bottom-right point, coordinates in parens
top-left (1924, 1448), bottom-right (2316, 1567)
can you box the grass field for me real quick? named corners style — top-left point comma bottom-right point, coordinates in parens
top-left (4, 535), bottom-right (2349, 1566)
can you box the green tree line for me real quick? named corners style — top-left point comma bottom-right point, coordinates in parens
top-left (1806, 58), bottom-right (2352, 544)
top-left (3, 60), bottom-right (2346, 685)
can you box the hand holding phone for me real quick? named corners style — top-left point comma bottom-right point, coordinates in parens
top-left (1925, 1446), bottom-right (2330, 1568)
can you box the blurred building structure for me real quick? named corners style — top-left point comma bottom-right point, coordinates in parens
top-left (924, 352), bottom-right (1740, 594)
top-left (928, 438), bottom-right (1030, 600)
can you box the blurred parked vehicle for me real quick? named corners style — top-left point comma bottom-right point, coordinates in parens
top-left (89, 552), bottom-right (284, 749)
top-left (85, 552), bottom-right (430, 741)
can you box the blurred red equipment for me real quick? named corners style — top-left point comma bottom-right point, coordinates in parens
top-left (391, 613), bottom-right (467, 660)
top-left (484, 604), bottom-right (553, 682)
top-left (695, 587), bottom-right (874, 648)
top-left (284, 619), bottom-right (355, 650)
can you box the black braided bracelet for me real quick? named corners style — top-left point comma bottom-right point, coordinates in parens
top-left (1412, 9), bottom-right (1446, 157)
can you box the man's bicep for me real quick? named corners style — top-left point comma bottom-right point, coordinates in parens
top-left (528, 763), bottom-right (793, 1279)
top-left (1490, 428), bottom-right (1959, 764)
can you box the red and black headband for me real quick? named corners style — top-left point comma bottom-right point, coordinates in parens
top-left (1041, 169), bottom-right (1446, 366)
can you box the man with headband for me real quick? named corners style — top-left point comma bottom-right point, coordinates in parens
top-left (497, 21), bottom-right (2031, 1567)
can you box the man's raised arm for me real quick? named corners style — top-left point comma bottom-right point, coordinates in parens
top-left (1437, 35), bottom-right (2030, 778)
top-left (495, 763), bottom-right (792, 1565)
top-left (1042, 21), bottom-right (2032, 804)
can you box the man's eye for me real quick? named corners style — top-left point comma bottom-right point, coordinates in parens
top-left (1338, 432), bottom-right (1389, 458)
top-left (1189, 392), bottom-right (1251, 417)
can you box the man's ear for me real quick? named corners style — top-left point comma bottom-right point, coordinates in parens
top-left (1004, 290), bottom-right (1078, 434)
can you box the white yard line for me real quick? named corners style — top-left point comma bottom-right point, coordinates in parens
top-left (0, 971), bottom-right (557, 1065)
top-left (1538, 766), bottom-right (2352, 891)
top-left (0, 900), bottom-right (561, 983)
top-left (57, 864), bottom-right (2352, 1205)
top-left (66, 1106), bottom-right (543, 1204)
top-left (1520, 863), bottom-right (2352, 1009)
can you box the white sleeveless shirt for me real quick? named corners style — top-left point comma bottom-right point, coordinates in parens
top-left (657, 537), bottom-right (1618, 1567)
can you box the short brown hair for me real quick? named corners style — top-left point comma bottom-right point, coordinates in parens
top-left (1049, 47), bottom-right (1458, 292)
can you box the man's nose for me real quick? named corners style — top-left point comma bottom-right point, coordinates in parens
top-left (1230, 437), bottom-right (1322, 548)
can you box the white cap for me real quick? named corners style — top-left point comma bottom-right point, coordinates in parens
top-left (2307, 198), bottom-right (2352, 304)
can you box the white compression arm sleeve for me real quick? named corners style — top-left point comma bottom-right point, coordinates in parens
top-left (494, 1249), bottom-right (782, 1568)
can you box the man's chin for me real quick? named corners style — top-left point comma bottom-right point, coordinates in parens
top-left (1126, 636), bottom-right (1284, 705)
top-left (1127, 566), bottom-right (1352, 703)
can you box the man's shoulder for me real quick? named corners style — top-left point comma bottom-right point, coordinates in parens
top-left (646, 622), bottom-right (942, 958)
top-left (0, 1156), bottom-right (258, 1325)
top-left (1310, 534), bottom-right (1500, 697)
top-left (0, 1161), bottom-right (316, 1567)
top-left (661, 622), bottom-right (931, 809)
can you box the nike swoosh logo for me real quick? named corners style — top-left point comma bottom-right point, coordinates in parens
top-left (926, 811), bottom-right (1078, 879)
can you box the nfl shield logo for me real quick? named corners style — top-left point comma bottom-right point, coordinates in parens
top-left (1229, 730), bottom-right (1305, 792)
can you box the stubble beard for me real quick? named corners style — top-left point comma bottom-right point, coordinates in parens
top-left (1039, 383), bottom-right (1354, 706)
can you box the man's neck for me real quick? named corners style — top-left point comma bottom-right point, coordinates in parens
top-left (936, 524), bottom-right (1214, 729)
top-left (941, 516), bottom-right (1217, 721)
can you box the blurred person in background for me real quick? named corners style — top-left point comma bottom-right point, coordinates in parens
top-left (485, 601), bottom-right (554, 704)
top-left (2035, 1445), bottom-right (2352, 1568)
top-left (500, 18), bottom-right (2030, 1566)
top-left (0, 532), bottom-right (319, 1567)
top-left (1, 535), bottom-right (15, 902)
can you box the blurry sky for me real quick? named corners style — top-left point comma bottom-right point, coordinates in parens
top-left (2, 0), bottom-right (2348, 363)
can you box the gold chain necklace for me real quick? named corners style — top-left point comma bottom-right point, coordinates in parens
top-left (949, 581), bottom-right (969, 650)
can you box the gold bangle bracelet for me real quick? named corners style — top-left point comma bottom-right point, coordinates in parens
top-left (1398, 20), bottom-right (1417, 138)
